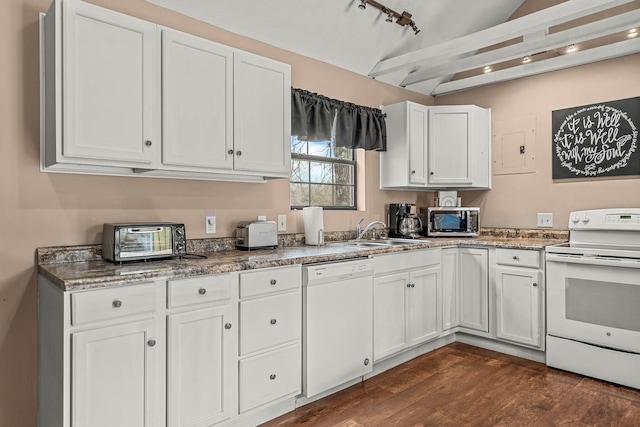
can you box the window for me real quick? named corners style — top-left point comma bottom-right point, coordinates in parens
top-left (290, 136), bottom-right (356, 209)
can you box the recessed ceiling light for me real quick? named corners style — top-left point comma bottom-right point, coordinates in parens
top-left (484, 66), bottom-right (492, 73)
top-left (628, 28), bottom-right (638, 38)
top-left (523, 56), bottom-right (531, 63)
top-left (567, 44), bottom-right (577, 53)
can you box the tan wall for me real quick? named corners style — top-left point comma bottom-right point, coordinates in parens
top-left (3, 0), bottom-right (640, 424)
top-left (442, 53), bottom-right (640, 229)
top-left (1, 0), bottom-right (433, 424)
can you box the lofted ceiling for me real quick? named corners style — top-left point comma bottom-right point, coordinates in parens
top-left (146, 0), bottom-right (640, 96)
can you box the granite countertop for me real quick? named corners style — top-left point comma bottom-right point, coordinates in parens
top-left (37, 229), bottom-right (568, 292)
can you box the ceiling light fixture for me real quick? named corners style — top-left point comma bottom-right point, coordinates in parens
top-left (357, 0), bottom-right (421, 35)
top-left (567, 44), bottom-right (577, 53)
top-left (523, 56), bottom-right (531, 63)
top-left (628, 28), bottom-right (638, 38)
top-left (484, 66), bottom-right (492, 73)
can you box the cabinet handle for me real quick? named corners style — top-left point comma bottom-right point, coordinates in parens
top-left (513, 256), bottom-right (519, 260)
top-left (406, 283), bottom-right (411, 288)
top-left (227, 149), bottom-right (234, 155)
top-left (270, 279), bottom-right (277, 286)
top-left (270, 319), bottom-right (277, 325)
top-left (112, 299), bottom-right (123, 308)
top-left (411, 170), bottom-right (416, 174)
top-left (533, 283), bottom-right (538, 287)
top-left (364, 358), bottom-right (370, 366)
top-left (412, 284), bottom-right (415, 288)
top-left (198, 288), bottom-right (207, 295)
top-left (236, 150), bottom-right (242, 156)
top-left (270, 374), bottom-right (276, 380)
top-left (144, 140), bottom-right (152, 147)
top-left (147, 339), bottom-right (156, 347)
top-left (430, 171), bottom-right (434, 175)
top-left (224, 323), bottom-right (232, 330)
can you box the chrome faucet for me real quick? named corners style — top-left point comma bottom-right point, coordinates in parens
top-left (356, 220), bottom-right (387, 241)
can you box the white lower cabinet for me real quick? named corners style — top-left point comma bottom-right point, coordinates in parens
top-left (38, 277), bottom-right (166, 427)
top-left (238, 265), bottom-right (302, 414)
top-left (72, 319), bottom-right (158, 427)
top-left (373, 249), bottom-right (441, 361)
top-left (459, 248), bottom-right (489, 333)
top-left (166, 274), bottom-right (237, 427)
top-left (494, 249), bottom-right (544, 349)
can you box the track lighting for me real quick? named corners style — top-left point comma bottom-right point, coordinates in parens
top-left (356, 0), bottom-right (421, 35)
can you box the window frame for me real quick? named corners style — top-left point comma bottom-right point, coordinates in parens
top-left (290, 139), bottom-right (357, 211)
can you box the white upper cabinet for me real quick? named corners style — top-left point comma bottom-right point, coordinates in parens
top-left (41, 0), bottom-right (291, 182)
top-left (161, 29), bottom-right (233, 171)
top-left (43, 0), bottom-right (160, 170)
top-left (233, 52), bottom-right (291, 177)
top-left (380, 101), bottom-right (492, 191)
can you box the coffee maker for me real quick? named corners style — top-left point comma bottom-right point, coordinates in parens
top-left (388, 203), bottom-right (423, 239)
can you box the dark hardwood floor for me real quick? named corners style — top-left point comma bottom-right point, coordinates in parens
top-left (261, 342), bottom-right (640, 427)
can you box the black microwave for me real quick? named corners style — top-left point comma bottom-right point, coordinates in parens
top-left (425, 207), bottom-right (479, 237)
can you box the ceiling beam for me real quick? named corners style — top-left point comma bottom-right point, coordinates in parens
top-left (368, 0), bottom-right (635, 78)
top-left (402, 8), bottom-right (640, 87)
top-left (430, 36), bottom-right (640, 96)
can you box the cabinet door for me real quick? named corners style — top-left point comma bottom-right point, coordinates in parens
top-left (428, 106), bottom-right (473, 186)
top-left (459, 248), bottom-right (489, 333)
top-left (408, 103), bottom-right (429, 185)
top-left (496, 267), bottom-right (542, 348)
top-left (408, 265), bottom-right (441, 346)
top-left (72, 320), bottom-right (158, 427)
top-left (234, 52), bottom-right (291, 175)
top-left (167, 305), bottom-right (234, 427)
top-left (441, 248), bottom-right (459, 331)
top-left (62, 1), bottom-right (158, 167)
top-left (162, 29), bottom-right (233, 171)
top-left (373, 272), bottom-right (409, 360)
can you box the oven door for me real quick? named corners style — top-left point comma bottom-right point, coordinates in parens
top-left (546, 253), bottom-right (640, 353)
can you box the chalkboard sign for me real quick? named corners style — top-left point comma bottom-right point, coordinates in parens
top-left (552, 97), bottom-right (640, 179)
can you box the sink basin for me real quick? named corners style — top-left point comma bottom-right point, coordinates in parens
top-left (333, 238), bottom-right (427, 248)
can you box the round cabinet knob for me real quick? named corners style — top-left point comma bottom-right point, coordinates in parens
top-left (270, 374), bottom-right (276, 380)
top-left (513, 256), bottom-right (519, 261)
top-left (227, 149), bottom-right (234, 155)
top-left (147, 339), bottom-right (156, 347)
top-left (364, 358), bottom-right (370, 366)
top-left (144, 140), bottom-right (152, 147)
top-left (198, 288), bottom-right (207, 295)
top-left (430, 171), bottom-right (434, 175)
top-left (224, 323), bottom-right (232, 330)
top-left (270, 279), bottom-right (277, 286)
top-left (606, 332), bottom-right (611, 337)
top-left (406, 283), bottom-right (411, 288)
top-left (236, 150), bottom-right (242, 156)
top-left (411, 284), bottom-right (416, 288)
top-left (533, 283), bottom-right (538, 287)
top-left (411, 170), bottom-right (416, 174)
top-left (270, 319), bottom-right (277, 325)
top-left (112, 299), bottom-right (123, 308)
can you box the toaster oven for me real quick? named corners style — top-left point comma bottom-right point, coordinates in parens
top-left (102, 222), bottom-right (187, 262)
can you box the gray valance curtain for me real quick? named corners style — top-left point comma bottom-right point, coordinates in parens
top-left (291, 88), bottom-right (387, 151)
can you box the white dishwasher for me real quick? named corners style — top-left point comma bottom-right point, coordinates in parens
top-left (302, 258), bottom-right (373, 398)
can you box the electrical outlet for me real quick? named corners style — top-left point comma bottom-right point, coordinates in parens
top-left (257, 215), bottom-right (267, 221)
top-left (205, 216), bottom-right (216, 234)
top-left (537, 213), bottom-right (553, 228)
top-left (277, 214), bottom-right (287, 231)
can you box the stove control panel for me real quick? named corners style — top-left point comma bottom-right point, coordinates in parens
top-left (569, 209), bottom-right (640, 230)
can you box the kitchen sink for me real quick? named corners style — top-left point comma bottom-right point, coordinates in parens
top-left (333, 238), bottom-right (428, 248)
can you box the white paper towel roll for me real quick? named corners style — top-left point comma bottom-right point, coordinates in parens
top-left (303, 206), bottom-right (324, 245)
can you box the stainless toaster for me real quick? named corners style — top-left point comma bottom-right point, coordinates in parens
top-left (236, 221), bottom-right (278, 250)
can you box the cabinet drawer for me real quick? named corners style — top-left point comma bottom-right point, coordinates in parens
top-left (496, 248), bottom-right (540, 268)
top-left (374, 248), bottom-right (441, 276)
top-left (240, 291), bottom-right (300, 355)
top-left (167, 274), bottom-right (232, 308)
top-left (239, 344), bottom-right (301, 413)
top-left (71, 282), bottom-right (156, 326)
top-left (240, 266), bottom-right (300, 298)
